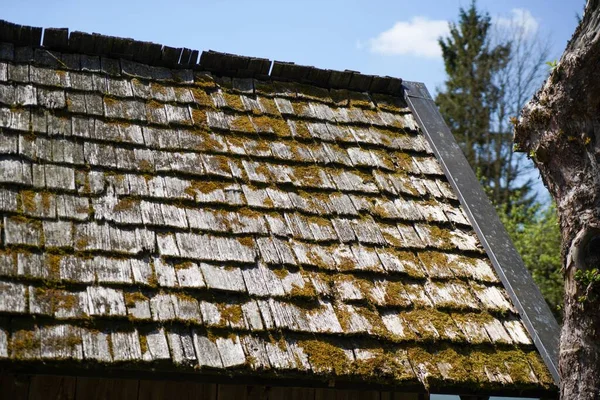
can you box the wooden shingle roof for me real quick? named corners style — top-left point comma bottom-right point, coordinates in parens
top-left (0, 20), bottom-right (557, 397)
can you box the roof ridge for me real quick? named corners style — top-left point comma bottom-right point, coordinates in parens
top-left (0, 19), bottom-right (402, 95)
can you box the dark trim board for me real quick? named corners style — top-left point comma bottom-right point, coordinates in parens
top-left (0, 364), bottom-right (557, 399)
top-left (403, 81), bottom-right (561, 384)
top-left (0, 373), bottom-right (431, 400)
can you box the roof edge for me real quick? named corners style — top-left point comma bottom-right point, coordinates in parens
top-left (0, 19), bottom-right (402, 95)
top-left (403, 81), bottom-right (561, 385)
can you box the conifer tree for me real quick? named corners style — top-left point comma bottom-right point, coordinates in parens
top-left (436, 2), bottom-right (516, 207)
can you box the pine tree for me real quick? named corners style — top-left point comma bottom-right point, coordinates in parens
top-left (435, 2), bottom-right (515, 207)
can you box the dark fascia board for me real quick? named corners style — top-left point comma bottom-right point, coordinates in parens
top-left (403, 81), bottom-right (560, 385)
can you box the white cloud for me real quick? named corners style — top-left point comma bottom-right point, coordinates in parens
top-left (496, 8), bottom-right (539, 36)
top-left (365, 17), bottom-right (449, 58)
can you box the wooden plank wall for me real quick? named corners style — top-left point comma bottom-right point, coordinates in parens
top-left (0, 374), bottom-right (428, 400)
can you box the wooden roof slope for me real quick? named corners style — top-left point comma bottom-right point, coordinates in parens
top-left (0, 20), bottom-right (556, 397)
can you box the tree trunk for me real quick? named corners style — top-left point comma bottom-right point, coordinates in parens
top-left (514, 1), bottom-right (600, 398)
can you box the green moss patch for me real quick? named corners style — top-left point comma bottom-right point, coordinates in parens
top-left (124, 291), bottom-right (148, 307)
top-left (11, 330), bottom-right (40, 359)
top-left (190, 87), bottom-right (214, 107)
top-left (299, 339), bottom-right (351, 374)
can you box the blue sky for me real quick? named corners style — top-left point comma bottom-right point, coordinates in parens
top-left (3, 1), bottom-right (581, 398)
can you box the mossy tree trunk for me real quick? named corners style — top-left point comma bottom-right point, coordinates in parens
top-left (514, 1), bottom-right (600, 398)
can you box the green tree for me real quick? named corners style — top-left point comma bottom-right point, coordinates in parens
top-left (498, 201), bottom-right (563, 317)
top-left (436, 1), bottom-right (513, 206)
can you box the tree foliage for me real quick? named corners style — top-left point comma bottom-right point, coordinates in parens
top-left (436, 2), bottom-right (513, 206)
top-left (498, 201), bottom-right (563, 318)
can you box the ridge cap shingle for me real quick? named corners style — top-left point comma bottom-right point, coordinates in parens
top-left (0, 19), bottom-right (402, 95)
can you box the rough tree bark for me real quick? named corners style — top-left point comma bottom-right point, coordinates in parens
top-left (514, 1), bottom-right (600, 398)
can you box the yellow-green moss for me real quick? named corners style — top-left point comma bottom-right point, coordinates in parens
top-left (383, 281), bottom-right (411, 307)
top-left (219, 304), bottom-right (244, 325)
top-left (425, 345), bottom-right (469, 382)
top-left (20, 190), bottom-right (37, 213)
top-left (294, 83), bottom-right (332, 102)
top-left (254, 163), bottom-right (271, 179)
top-left (46, 254), bottom-right (62, 279)
top-left (258, 97), bottom-right (280, 115)
top-left (237, 236), bottom-right (254, 248)
top-left (303, 245), bottom-right (336, 270)
top-left (388, 249), bottom-right (425, 278)
top-left (63, 333), bottom-right (83, 349)
top-left (359, 306), bottom-right (388, 337)
top-left (147, 102), bottom-right (164, 114)
top-left (191, 108), bottom-right (207, 127)
top-left (174, 86), bottom-right (190, 100)
top-left (272, 268), bottom-right (289, 279)
top-left (35, 287), bottom-right (78, 314)
top-left (103, 96), bottom-right (118, 107)
top-left (252, 115), bottom-right (291, 137)
top-left (372, 94), bottom-right (409, 113)
top-left (184, 180), bottom-right (223, 197)
top-left (193, 72), bottom-right (216, 88)
top-left (263, 196), bottom-right (274, 208)
top-left (401, 309), bottom-right (457, 341)
top-left (75, 235), bottom-right (89, 250)
top-left (292, 165), bottom-right (324, 187)
top-left (255, 81), bottom-right (296, 97)
top-left (330, 89), bottom-right (350, 106)
top-left (225, 135), bottom-right (245, 150)
top-left (103, 170), bottom-right (125, 183)
top-left (124, 291), bottom-right (148, 307)
top-left (152, 83), bottom-right (169, 95)
top-left (237, 207), bottom-right (262, 219)
top-left (137, 159), bottom-right (154, 173)
top-left (336, 255), bottom-right (355, 272)
top-left (525, 351), bottom-right (555, 386)
top-left (214, 155), bottom-right (232, 173)
top-left (381, 227), bottom-right (402, 247)
top-left (402, 282), bottom-right (430, 308)
top-left (41, 192), bottom-right (52, 213)
top-left (80, 172), bottom-right (92, 194)
top-left (190, 87), bottom-right (213, 107)
top-left (11, 330), bottom-right (40, 359)
top-left (291, 120), bottom-right (311, 139)
top-left (419, 251), bottom-right (449, 271)
top-left (139, 334), bottom-right (148, 354)
top-left (230, 115), bottom-right (255, 133)
top-left (222, 92), bottom-right (244, 111)
top-left (174, 261), bottom-right (195, 270)
top-left (299, 340), bottom-right (350, 374)
top-left (334, 304), bottom-right (354, 333)
top-left (201, 132), bottom-right (226, 151)
top-left (289, 280), bottom-right (317, 298)
top-left (352, 348), bottom-right (414, 382)
top-left (348, 91), bottom-right (374, 109)
top-left (427, 225), bottom-right (453, 249)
